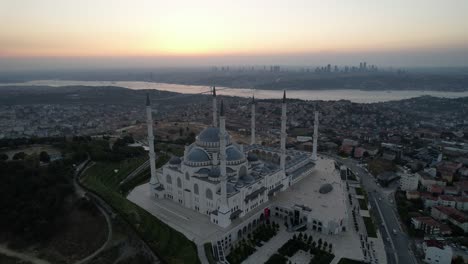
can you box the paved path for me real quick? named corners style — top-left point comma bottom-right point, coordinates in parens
top-left (76, 161), bottom-right (160, 263)
top-left (0, 245), bottom-right (51, 264)
top-left (243, 227), bottom-right (290, 264)
top-left (72, 160), bottom-right (114, 264)
top-left (119, 159), bottom-right (149, 186)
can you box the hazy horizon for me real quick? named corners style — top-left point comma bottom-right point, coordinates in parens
top-left (1, 0), bottom-right (468, 70)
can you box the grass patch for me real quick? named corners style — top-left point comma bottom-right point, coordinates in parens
top-left (355, 187), bottom-right (364, 196)
top-left (0, 254), bottom-right (32, 264)
top-left (368, 159), bottom-right (396, 177)
top-left (204, 243), bottom-right (215, 264)
top-left (265, 253), bottom-right (288, 264)
top-left (81, 158), bottom-right (199, 264)
top-left (358, 199), bottom-right (368, 210)
top-left (337, 258), bottom-right (367, 264)
top-left (363, 217), bottom-right (377, 238)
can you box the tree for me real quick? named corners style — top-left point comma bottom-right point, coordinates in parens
top-left (39, 151), bottom-right (50, 163)
top-left (452, 256), bottom-right (464, 264)
top-left (0, 153), bottom-right (8, 161)
top-left (13, 151), bottom-right (27, 160)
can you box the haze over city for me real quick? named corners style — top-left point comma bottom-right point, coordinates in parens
top-left (1, 0), bottom-right (468, 70)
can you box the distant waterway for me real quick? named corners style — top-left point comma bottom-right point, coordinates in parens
top-left (2, 80), bottom-right (468, 103)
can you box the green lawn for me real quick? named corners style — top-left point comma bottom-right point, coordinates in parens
top-left (0, 254), bottom-right (32, 264)
top-left (355, 187), bottom-right (364, 196)
top-left (337, 258), bottom-right (367, 264)
top-left (204, 243), bottom-right (215, 264)
top-left (81, 158), bottom-right (199, 264)
top-left (358, 199), bottom-right (368, 210)
top-left (362, 217), bottom-right (377, 238)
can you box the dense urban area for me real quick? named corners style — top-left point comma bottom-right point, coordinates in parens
top-left (1, 84), bottom-right (468, 264)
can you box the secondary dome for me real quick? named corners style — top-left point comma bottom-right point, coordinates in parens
top-left (169, 156), bottom-right (182, 165)
top-left (247, 152), bottom-right (258, 162)
top-left (186, 148), bottom-right (210, 163)
top-left (319, 183), bottom-right (333, 194)
top-left (226, 146), bottom-right (244, 161)
top-left (198, 127), bottom-right (229, 143)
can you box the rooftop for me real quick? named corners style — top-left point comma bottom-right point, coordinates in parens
top-left (271, 157), bottom-right (347, 222)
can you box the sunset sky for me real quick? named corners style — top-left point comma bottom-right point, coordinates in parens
top-left (1, 0), bottom-right (468, 67)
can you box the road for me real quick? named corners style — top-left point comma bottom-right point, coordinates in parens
top-left (335, 156), bottom-right (417, 264)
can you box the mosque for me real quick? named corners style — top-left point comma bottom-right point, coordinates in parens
top-left (140, 88), bottom-right (348, 251)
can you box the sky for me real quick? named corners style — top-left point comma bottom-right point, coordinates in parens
top-left (1, 0), bottom-right (468, 69)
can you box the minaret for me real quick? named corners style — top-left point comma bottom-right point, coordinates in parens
top-left (311, 111), bottom-right (319, 161)
top-left (217, 100), bottom-right (231, 228)
top-left (219, 100), bottom-right (227, 199)
top-left (212, 86), bottom-right (218, 127)
top-left (146, 94), bottom-right (159, 193)
top-left (280, 90), bottom-right (287, 172)
top-left (250, 96), bottom-right (256, 145)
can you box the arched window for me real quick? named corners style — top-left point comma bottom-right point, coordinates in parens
top-left (206, 188), bottom-right (213, 200)
top-left (194, 183), bottom-right (199, 195)
top-left (166, 175), bottom-right (172, 184)
top-left (185, 172), bottom-right (190, 181)
top-left (177, 177), bottom-right (182, 188)
top-left (239, 165), bottom-right (247, 177)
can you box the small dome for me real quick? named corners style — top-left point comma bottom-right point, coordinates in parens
top-left (247, 152), bottom-right (258, 162)
top-left (195, 168), bottom-right (211, 175)
top-left (227, 183), bottom-right (236, 194)
top-left (198, 127), bottom-right (229, 142)
top-left (209, 167), bottom-right (220, 178)
top-left (227, 146), bottom-right (244, 161)
top-left (319, 184), bottom-right (333, 194)
top-left (235, 181), bottom-right (244, 188)
top-left (240, 174), bottom-right (255, 184)
top-left (186, 148), bottom-right (210, 162)
top-left (169, 156), bottom-right (182, 165)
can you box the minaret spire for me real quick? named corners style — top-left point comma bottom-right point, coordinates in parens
top-left (280, 90), bottom-right (287, 172)
top-left (250, 95), bottom-right (256, 145)
top-left (217, 99), bottom-right (231, 227)
top-left (212, 86), bottom-right (218, 127)
top-left (146, 93), bottom-right (159, 194)
top-left (312, 110), bottom-right (319, 160)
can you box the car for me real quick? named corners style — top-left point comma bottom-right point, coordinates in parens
top-left (393, 229), bottom-right (397, 235)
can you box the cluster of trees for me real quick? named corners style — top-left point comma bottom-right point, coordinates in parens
top-left (1, 151), bottom-right (51, 163)
top-left (270, 233), bottom-right (334, 264)
top-left (57, 135), bottom-right (145, 163)
top-left (0, 158), bottom-right (73, 245)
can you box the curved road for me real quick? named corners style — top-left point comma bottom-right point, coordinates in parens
top-left (335, 155), bottom-right (417, 264)
top-left (73, 160), bottom-right (114, 264)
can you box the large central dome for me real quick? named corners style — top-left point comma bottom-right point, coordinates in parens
top-left (198, 127), bottom-right (229, 142)
top-left (195, 127), bottom-right (232, 149)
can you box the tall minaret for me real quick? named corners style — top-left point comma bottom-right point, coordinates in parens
top-left (219, 100), bottom-right (227, 199)
top-left (250, 96), bottom-right (256, 145)
top-left (146, 94), bottom-right (158, 192)
top-left (280, 90), bottom-right (287, 172)
top-left (212, 86), bottom-right (218, 127)
top-left (311, 111), bottom-right (319, 161)
top-left (217, 100), bottom-right (231, 228)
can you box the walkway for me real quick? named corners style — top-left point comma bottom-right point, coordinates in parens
top-left (243, 227), bottom-right (290, 264)
top-left (0, 245), bottom-right (51, 264)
